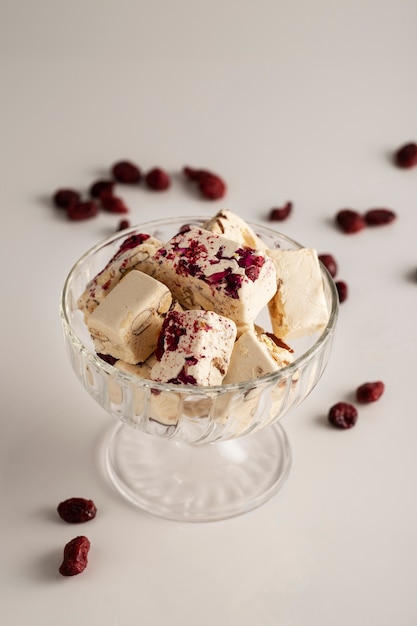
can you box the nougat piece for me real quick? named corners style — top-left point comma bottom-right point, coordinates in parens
top-left (78, 233), bottom-right (162, 319)
top-left (87, 270), bottom-right (172, 364)
top-left (267, 248), bottom-right (329, 339)
top-left (114, 353), bottom-right (158, 379)
top-left (147, 226), bottom-right (276, 327)
top-left (223, 329), bottom-right (293, 384)
top-left (202, 209), bottom-right (267, 251)
top-left (151, 309), bottom-right (237, 386)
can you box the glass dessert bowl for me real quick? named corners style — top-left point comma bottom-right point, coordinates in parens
top-left (60, 216), bottom-right (339, 522)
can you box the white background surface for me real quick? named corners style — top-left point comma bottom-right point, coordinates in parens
top-left (1, 1), bottom-right (417, 624)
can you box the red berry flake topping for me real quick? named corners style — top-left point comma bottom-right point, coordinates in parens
top-left (356, 381), bottom-right (385, 403)
top-left (394, 142), bottom-right (417, 168)
top-left (59, 536), bottom-right (90, 576)
top-left (90, 179), bottom-right (115, 199)
top-left (145, 167), bottom-right (171, 191)
top-left (335, 280), bottom-right (348, 303)
top-left (183, 166), bottom-right (226, 200)
top-left (100, 195), bottom-right (129, 214)
top-left (328, 402), bottom-right (358, 429)
top-left (53, 188), bottom-right (80, 209)
top-left (364, 208), bottom-right (396, 226)
top-left (318, 254), bottom-right (338, 278)
top-left (156, 311), bottom-right (186, 359)
top-left (269, 202), bottom-right (292, 221)
top-left (112, 160), bottom-right (141, 183)
top-left (57, 497), bottom-right (97, 523)
top-left (115, 233), bottom-right (150, 256)
top-left (67, 200), bottom-right (99, 221)
top-left (335, 209), bottom-right (366, 234)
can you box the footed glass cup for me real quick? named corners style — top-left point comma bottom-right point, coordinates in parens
top-left (60, 217), bottom-right (338, 521)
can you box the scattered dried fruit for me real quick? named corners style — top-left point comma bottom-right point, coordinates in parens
top-left (394, 142), bottom-right (417, 168)
top-left (269, 202), bottom-right (292, 221)
top-left (53, 189), bottom-right (80, 209)
top-left (112, 160), bottom-right (141, 184)
top-left (318, 254), bottom-right (338, 278)
top-left (328, 402), bottom-right (358, 429)
top-left (356, 381), bottom-right (385, 403)
top-left (364, 208), bottom-right (396, 226)
top-left (145, 167), bottom-right (171, 191)
top-left (335, 280), bottom-right (348, 302)
top-left (59, 536), bottom-right (90, 576)
top-left (183, 166), bottom-right (226, 200)
top-left (67, 200), bottom-right (99, 221)
top-left (335, 209), bottom-right (366, 234)
top-left (90, 179), bottom-right (115, 199)
top-left (117, 219), bottom-right (131, 231)
top-left (57, 497), bottom-right (97, 523)
top-left (100, 195), bottom-right (129, 214)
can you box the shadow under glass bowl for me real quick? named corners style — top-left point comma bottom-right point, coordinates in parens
top-left (60, 216), bottom-right (339, 521)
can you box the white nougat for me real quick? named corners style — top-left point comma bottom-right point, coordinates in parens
top-left (146, 226), bottom-right (277, 327)
top-left (87, 270), bottom-right (172, 364)
top-left (267, 248), bottom-right (329, 339)
top-left (78, 233), bottom-right (162, 319)
top-left (151, 309), bottom-right (237, 386)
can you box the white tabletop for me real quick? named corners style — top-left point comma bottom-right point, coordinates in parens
top-left (1, 1), bottom-right (417, 624)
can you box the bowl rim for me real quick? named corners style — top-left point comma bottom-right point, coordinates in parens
top-left (60, 215), bottom-right (339, 395)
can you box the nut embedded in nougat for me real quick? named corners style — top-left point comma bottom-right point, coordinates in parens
top-left (87, 270), bottom-right (172, 364)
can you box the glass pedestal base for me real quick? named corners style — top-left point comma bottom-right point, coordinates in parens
top-left (102, 421), bottom-right (292, 522)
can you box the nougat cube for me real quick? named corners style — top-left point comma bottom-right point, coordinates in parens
top-left (267, 248), bottom-right (329, 339)
top-left (223, 328), bottom-right (293, 384)
top-left (78, 233), bottom-right (162, 319)
top-left (151, 309), bottom-right (237, 386)
top-left (147, 226), bottom-right (276, 327)
top-left (87, 270), bottom-right (172, 364)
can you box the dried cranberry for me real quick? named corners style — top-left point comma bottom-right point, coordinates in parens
top-left (145, 167), bottom-right (171, 191)
top-left (335, 280), bottom-right (348, 303)
top-left (53, 188), bottom-right (80, 209)
top-left (198, 174), bottom-right (226, 200)
top-left (112, 160), bottom-right (141, 183)
top-left (335, 209), bottom-right (365, 234)
top-left (97, 352), bottom-right (118, 365)
top-left (57, 497), bottom-right (97, 523)
top-left (318, 254), bottom-right (338, 278)
top-left (356, 381), bottom-right (385, 403)
top-left (67, 200), bottom-right (99, 221)
top-left (59, 536), bottom-right (90, 576)
top-left (90, 179), bottom-right (115, 199)
top-left (328, 402), bottom-right (358, 429)
top-left (269, 202), bottom-right (292, 221)
top-left (117, 219), bottom-right (131, 231)
top-left (183, 166), bottom-right (226, 200)
top-left (364, 208), bottom-right (396, 226)
top-left (394, 142), bottom-right (417, 168)
top-left (100, 195), bottom-right (129, 214)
